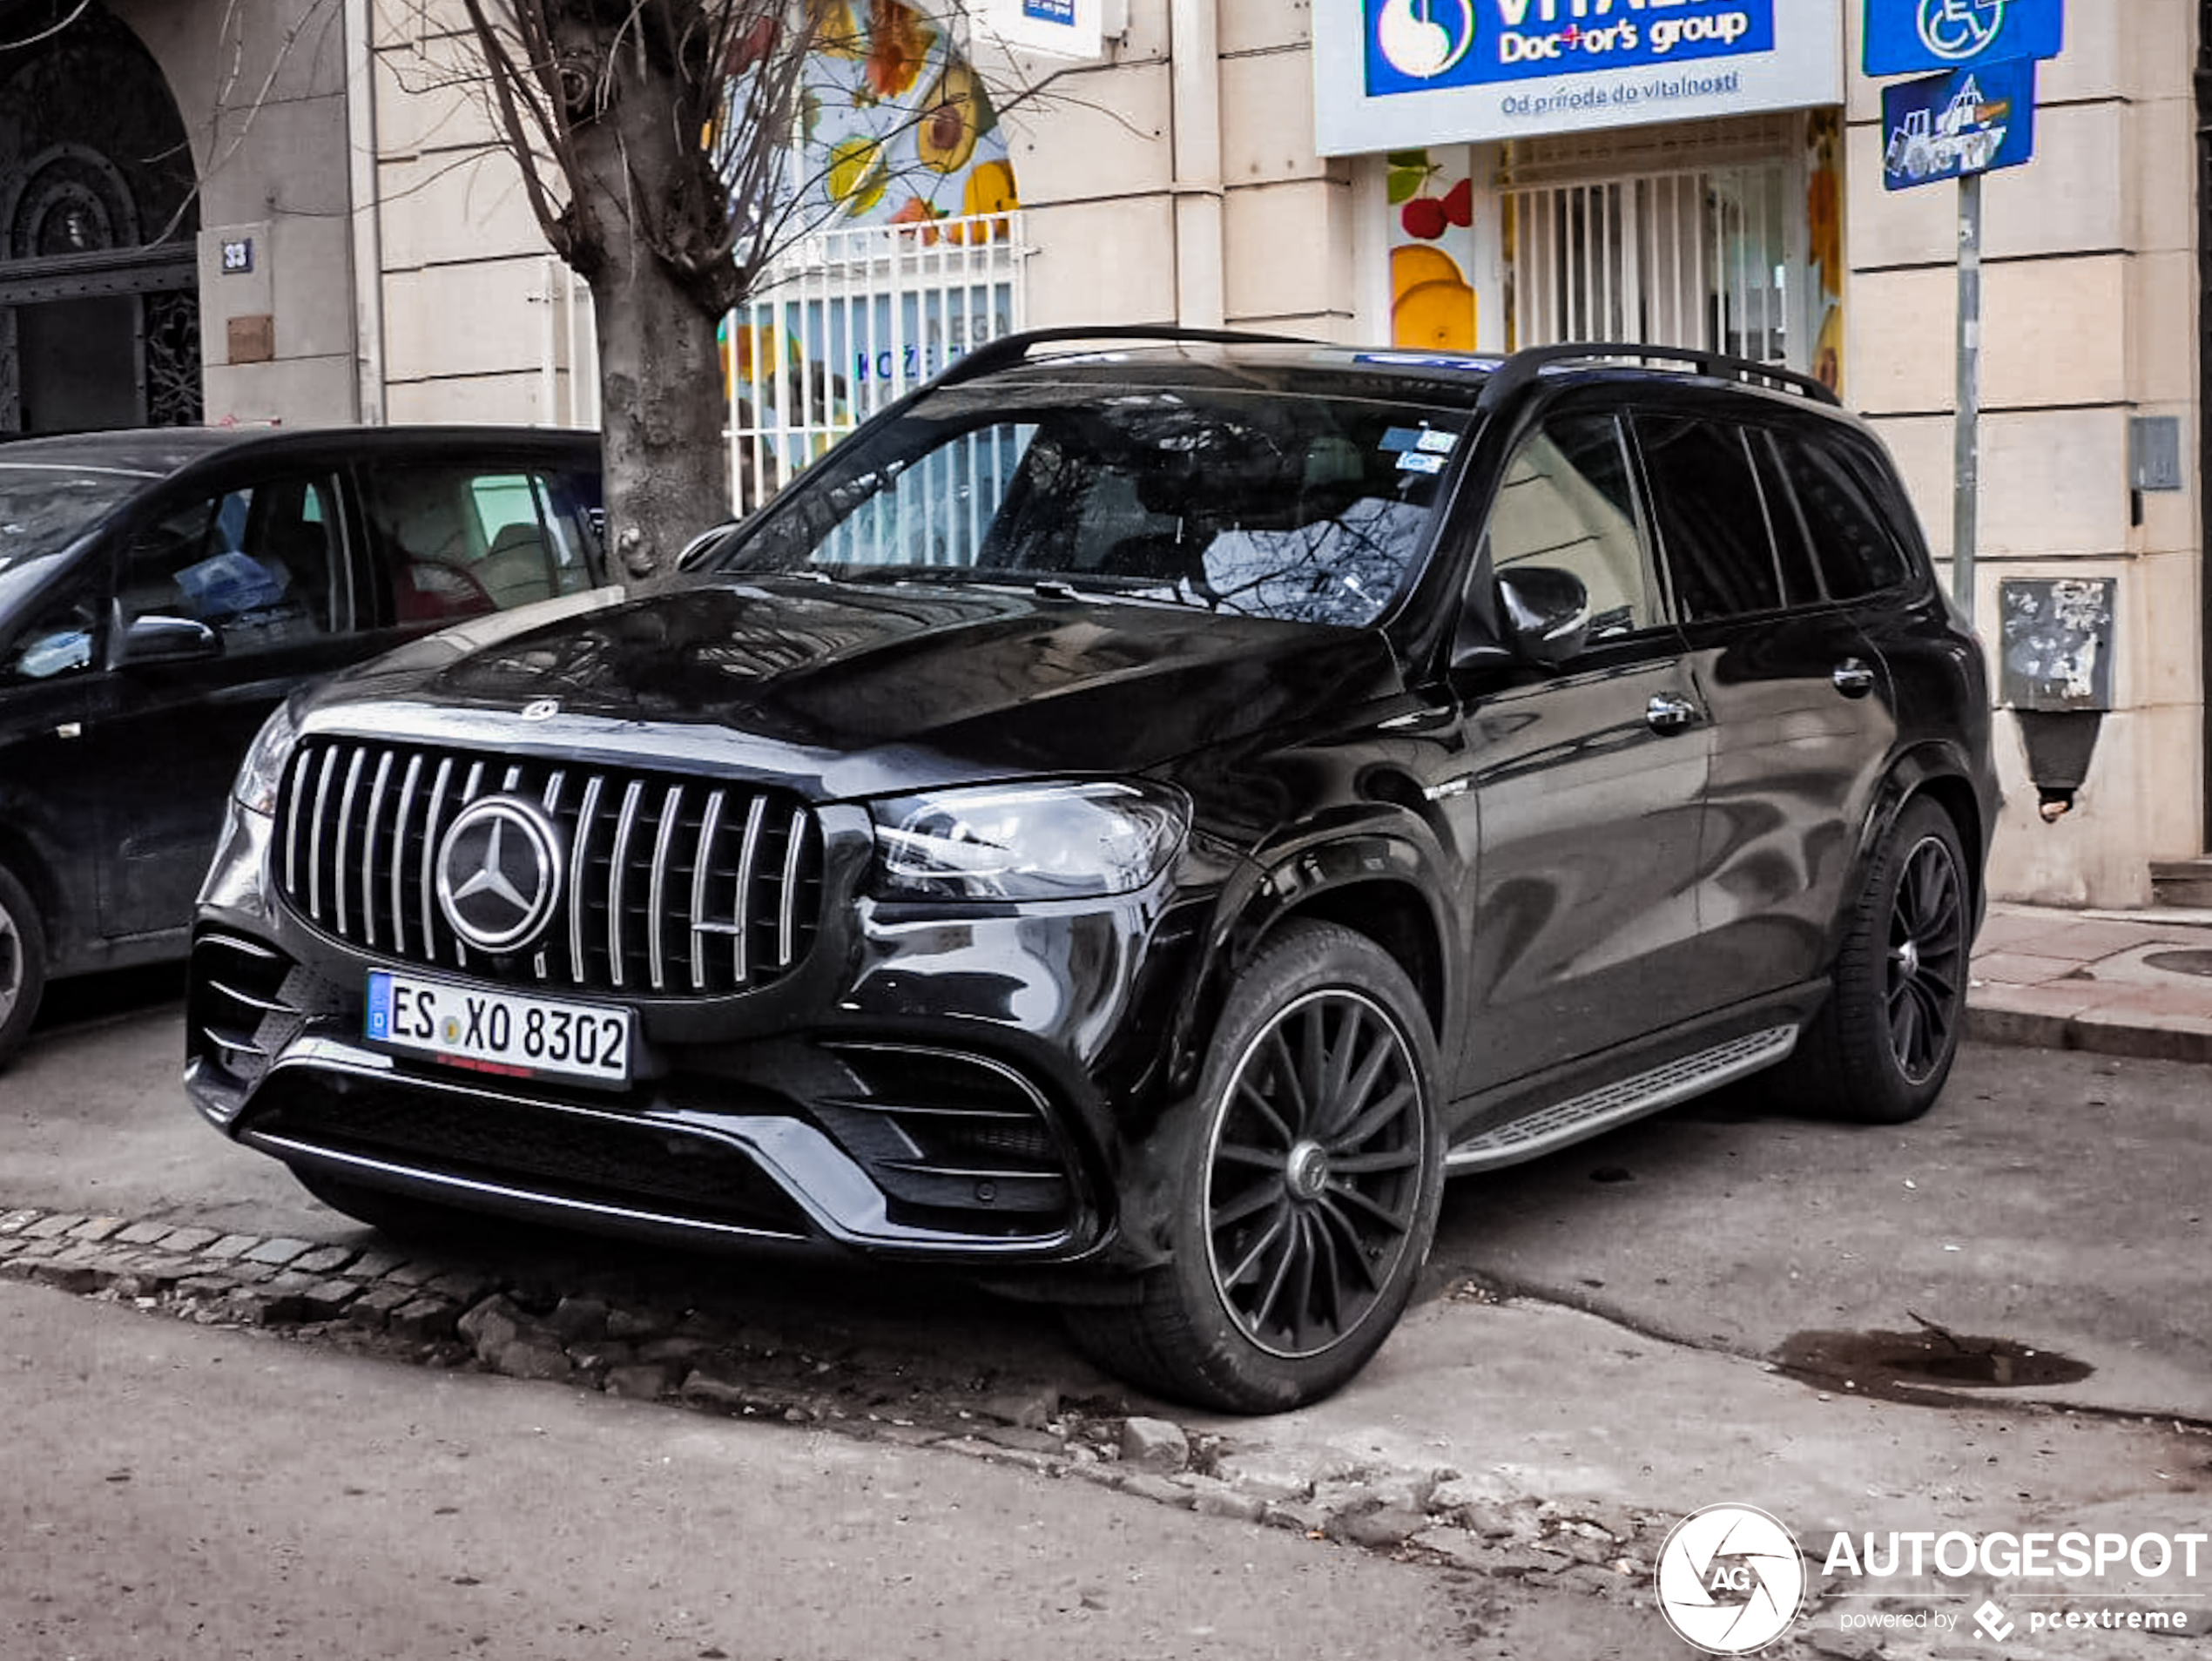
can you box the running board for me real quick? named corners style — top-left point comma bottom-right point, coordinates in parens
top-left (1446, 1024), bottom-right (1798, 1174)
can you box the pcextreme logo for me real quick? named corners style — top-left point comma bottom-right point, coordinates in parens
top-left (1656, 1504), bottom-right (1806, 1654)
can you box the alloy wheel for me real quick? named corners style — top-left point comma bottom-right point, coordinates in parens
top-left (1203, 989), bottom-right (1429, 1360)
top-left (0, 904), bottom-right (19, 1026)
top-left (1885, 833), bottom-right (1966, 1083)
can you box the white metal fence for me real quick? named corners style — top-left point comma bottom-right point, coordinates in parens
top-left (1504, 162), bottom-right (1797, 368)
top-left (544, 211), bottom-right (1030, 517)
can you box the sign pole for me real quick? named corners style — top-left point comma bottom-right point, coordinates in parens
top-left (1952, 167), bottom-right (1982, 625)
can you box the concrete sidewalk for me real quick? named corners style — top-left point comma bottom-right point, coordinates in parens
top-left (1968, 901), bottom-right (2212, 1063)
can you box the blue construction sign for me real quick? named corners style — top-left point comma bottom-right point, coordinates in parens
top-left (1864, 0), bottom-right (2063, 78)
top-left (1881, 59), bottom-right (2036, 188)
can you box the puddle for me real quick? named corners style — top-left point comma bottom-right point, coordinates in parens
top-left (1772, 1323), bottom-right (2094, 1405)
top-left (2144, 949), bottom-right (2212, 980)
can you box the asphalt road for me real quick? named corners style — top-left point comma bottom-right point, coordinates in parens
top-left (8, 974), bottom-right (2212, 1660)
top-left (0, 1279), bottom-right (1561, 1661)
top-left (10, 971), bottom-right (2208, 1422)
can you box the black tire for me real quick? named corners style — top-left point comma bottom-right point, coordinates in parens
top-left (1783, 798), bottom-right (1971, 1124)
top-left (0, 862), bottom-right (49, 1073)
top-left (1065, 920), bottom-right (1444, 1414)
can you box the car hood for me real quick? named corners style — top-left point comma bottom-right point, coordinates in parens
top-left (307, 576), bottom-right (1406, 797)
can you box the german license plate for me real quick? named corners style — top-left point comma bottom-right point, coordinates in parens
top-left (366, 969), bottom-right (631, 1087)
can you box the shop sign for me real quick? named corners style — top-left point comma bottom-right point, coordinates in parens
top-left (1313, 0), bottom-right (1843, 154)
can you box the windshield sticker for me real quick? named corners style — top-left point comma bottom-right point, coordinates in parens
top-left (1396, 451), bottom-right (1447, 476)
top-left (1381, 426), bottom-right (1459, 456)
top-left (1371, 429), bottom-right (1460, 456)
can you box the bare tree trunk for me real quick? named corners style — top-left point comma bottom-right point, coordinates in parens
top-left (545, 3), bottom-right (741, 577)
top-left (590, 253), bottom-right (727, 578)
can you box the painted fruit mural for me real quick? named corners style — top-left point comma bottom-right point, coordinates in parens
top-left (1386, 148), bottom-right (1474, 351)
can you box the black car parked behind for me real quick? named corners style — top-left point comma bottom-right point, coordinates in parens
top-left (185, 332), bottom-right (1998, 1412)
top-left (0, 424), bottom-right (603, 1063)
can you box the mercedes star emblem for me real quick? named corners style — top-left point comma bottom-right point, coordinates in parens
top-left (435, 796), bottom-right (563, 953)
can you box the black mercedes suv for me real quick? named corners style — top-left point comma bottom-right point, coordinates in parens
top-left (186, 330), bottom-right (1998, 1412)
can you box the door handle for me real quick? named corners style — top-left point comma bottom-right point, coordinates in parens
top-left (1832, 658), bottom-right (1877, 699)
top-left (1646, 693), bottom-right (1698, 734)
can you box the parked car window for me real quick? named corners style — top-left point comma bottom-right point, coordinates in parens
top-left (1770, 429), bottom-right (1912, 598)
top-left (1, 579), bottom-right (101, 682)
top-left (1487, 411), bottom-right (1660, 640)
top-left (119, 475), bottom-right (343, 652)
top-left (719, 385), bottom-right (1463, 628)
top-left (364, 464), bottom-right (599, 623)
top-left (1746, 427), bottom-right (1828, 606)
top-left (1636, 414), bottom-right (1784, 622)
top-left (0, 468), bottom-right (141, 619)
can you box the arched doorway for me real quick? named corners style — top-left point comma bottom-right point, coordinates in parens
top-left (0, 0), bottom-right (200, 432)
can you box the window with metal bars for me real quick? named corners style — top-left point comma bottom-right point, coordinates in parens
top-left (1503, 160), bottom-right (1798, 369)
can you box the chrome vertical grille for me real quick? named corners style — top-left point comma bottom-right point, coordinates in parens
top-left (278, 738), bottom-right (823, 997)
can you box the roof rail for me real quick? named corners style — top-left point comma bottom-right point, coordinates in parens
top-left (1473, 341), bottom-right (1842, 413)
top-left (927, 325), bottom-right (1319, 390)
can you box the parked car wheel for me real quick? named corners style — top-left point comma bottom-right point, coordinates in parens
top-left (0, 862), bottom-right (48, 1070)
top-left (1067, 921), bottom-right (1443, 1413)
top-left (1785, 799), bottom-right (1971, 1125)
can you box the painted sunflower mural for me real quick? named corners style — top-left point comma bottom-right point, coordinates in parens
top-left (718, 1), bottom-right (1024, 504)
top-left (800, 0), bottom-right (1021, 239)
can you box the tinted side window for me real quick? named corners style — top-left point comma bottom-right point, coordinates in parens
top-left (1770, 429), bottom-right (1912, 598)
top-left (1635, 414), bottom-right (1781, 622)
top-left (1747, 429), bottom-right (1825, 606)
top-left (1487, 412), bottom-right (1659, 639)
top-left (118, 476), bottom-right (345, 655)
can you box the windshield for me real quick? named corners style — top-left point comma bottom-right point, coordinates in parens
top-left (709, 381), bottom-right (1474, 628)
top-left (0, 465), bottom-right (141, 610)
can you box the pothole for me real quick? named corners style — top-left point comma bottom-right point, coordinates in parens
top-left (1771, 1319), bottom-right (2093, 1405)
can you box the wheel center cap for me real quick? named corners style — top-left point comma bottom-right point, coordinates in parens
top-left (1286, 1140), bottom-right (1331, 1200)
top-left (1897, 937), bottom-right (1922, 978)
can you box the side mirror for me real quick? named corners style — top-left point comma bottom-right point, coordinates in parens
top-left (1495, 566), bottom-right (1591, 668)
top-left (677, 521), bottom-right (739, 571)
top-left (120, 613), bottom-right (220, 665)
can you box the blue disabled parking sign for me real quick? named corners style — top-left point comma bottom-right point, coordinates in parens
top-left (1864, 0), bottom-right (2063, 77)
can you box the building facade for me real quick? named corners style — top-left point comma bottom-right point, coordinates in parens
top-left (0, 0), bottom-right (2202, 908)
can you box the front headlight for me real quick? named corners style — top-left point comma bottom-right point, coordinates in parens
top-left (232, 698), bottom-right (302, 818)
top-left (869, 781), bottom-right (1190, 901)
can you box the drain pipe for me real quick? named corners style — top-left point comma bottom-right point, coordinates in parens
top-left (1167, 0), bottom-right (1224, 329)
top-left (344, 0), bottom-right (387, 423)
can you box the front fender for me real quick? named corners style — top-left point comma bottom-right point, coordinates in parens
top-left (1158, 809), bottom-right (1462, 1116)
